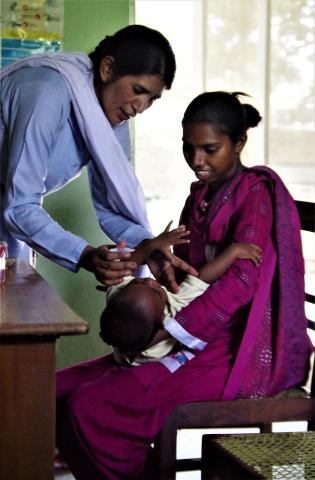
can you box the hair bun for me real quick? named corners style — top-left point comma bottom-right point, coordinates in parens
top-left (242, 103), bottom-right (262, 129)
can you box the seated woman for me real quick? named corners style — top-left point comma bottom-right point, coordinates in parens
top-left (56, 91), bottom-right (311, 480)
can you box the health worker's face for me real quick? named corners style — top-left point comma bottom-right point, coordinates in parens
top-left (182, 122), bottom-right (246, 184)
top-left (96, 58), bottom-right (165, 124)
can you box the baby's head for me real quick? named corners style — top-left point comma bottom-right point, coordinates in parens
top-left (100, 277), bottom-right (167, 355)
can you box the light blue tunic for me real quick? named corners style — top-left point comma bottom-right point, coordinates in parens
top-left (0, 66), bottom-right (152, 271)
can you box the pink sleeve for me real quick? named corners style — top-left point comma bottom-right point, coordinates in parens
top-left (165, 182), bottom-right (273, 348)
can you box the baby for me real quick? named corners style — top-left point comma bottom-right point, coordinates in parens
top-left (100, 227), bottom-right (262, 366)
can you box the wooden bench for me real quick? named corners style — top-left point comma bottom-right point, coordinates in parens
top-left (0, 260), bottom-right (89, 480)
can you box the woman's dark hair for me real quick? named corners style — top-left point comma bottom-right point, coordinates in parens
top-left (182, 91), bottom-right (262, 143)
top-left (89, 24), bottom-right (176, 89)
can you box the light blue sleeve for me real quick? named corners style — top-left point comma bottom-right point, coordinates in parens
top-left (2, 69), bottom-right (88, 271)
top-left (87, 122), bottom-right (153, 248)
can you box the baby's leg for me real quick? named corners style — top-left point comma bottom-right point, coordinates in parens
top-left (56, 353), bottom-right (116, 399)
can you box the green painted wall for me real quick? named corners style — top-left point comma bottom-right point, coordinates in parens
top-left (36, 0), bottom-right (133, 369)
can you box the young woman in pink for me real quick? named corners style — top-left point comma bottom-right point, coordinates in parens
top-left (56, 91), bottom-right (310, 480)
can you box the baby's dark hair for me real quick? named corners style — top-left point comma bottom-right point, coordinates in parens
top-left (100, 288), bottom-right (160, 354)
top-left (89, 24), bottom-right (176, 89)
top-left (182, 91), bottom-right (262, 143)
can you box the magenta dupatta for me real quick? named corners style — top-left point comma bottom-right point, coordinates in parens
top-left (177, 166), bottom-right (310, 399)
top-left (224, 167), bottom-right (309, 398)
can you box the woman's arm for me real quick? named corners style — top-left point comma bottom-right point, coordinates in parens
top-left (164, 181), bottom-right (273, 348)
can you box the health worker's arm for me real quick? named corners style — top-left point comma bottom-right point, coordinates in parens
top-left (2, 68), bottom-right (88, 271)
top-left (164, 181), bottom-right (273, 350)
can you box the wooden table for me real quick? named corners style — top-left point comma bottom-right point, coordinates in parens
top-left (201, 431), bottom-right (315, 479)
top-left (0, 260), bottom-right (89, 480)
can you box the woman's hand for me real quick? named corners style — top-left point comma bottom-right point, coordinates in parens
top-left (78, 241), bottom-right (137, 287)
top-left (147, 250), bottom-right (197, 293)
top-left (146, 222), bottom-right (197, 293)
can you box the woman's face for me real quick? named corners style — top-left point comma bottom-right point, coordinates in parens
top-left (96, 58), bottom-right (165, 124)
top-left (182, 122), bottom-right (246, 184)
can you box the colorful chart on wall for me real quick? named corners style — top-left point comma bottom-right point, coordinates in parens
top-left (1, 0), bottom-right (64, 66)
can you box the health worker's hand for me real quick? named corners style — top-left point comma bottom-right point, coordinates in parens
top-left (78, 241), bottom-right (137, 287)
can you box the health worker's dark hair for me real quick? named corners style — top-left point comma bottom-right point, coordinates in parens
top-left (89, 24), bottom-right (176, 89)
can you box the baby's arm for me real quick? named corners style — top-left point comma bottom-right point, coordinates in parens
top-left (198, 243), bottom-right (262, 284)
top-left (128, 225), bottom-right (190, 266)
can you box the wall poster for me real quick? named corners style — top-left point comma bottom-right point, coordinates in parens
top-left (1, 0), bottom-right (64, 66)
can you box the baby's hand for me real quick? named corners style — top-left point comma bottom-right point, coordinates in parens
top-left (153, 224), bottom-right (191, 252)
top-left (233, 243), bottom-right (262, 266)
